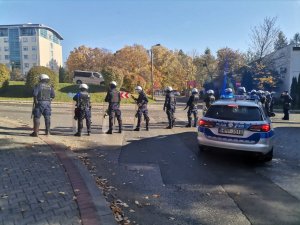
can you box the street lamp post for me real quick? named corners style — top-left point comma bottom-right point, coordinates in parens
top-left (150, 44), bottom-right (160, 100)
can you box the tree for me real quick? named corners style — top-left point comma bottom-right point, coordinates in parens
top-left (297, 73), bottom-right (300, 108)
top-left (240, 66), bottom-right (254, 92)
top-left (290, 77), bottom-right (298, 108)
top-left (249, 16), bottom-right (280, 61)
top-left (26, 66), bottom-right (58, 90)
top-left (113, 45), bottom-right (150, 92)
top-left (10, 68), bottom-right (23, 81)
top-left (274, 31), bottom-right (288, 50)
top-left (290, 33), bottom-right (300, 46)
top-left (59, 66), bottom-right (67, 83)
top-left (0, 63), bottom-right (10, 87)
top-left (66, 45), bottom-right (113, 75)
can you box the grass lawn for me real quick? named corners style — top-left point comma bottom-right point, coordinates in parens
top-left (0, 81), bottom-right (145, 104)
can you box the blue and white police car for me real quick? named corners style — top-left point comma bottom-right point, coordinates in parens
top-left (197, 96), bottom-right (274, 162)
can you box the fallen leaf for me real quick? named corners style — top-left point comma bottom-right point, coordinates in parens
top-left (129, 209), bottom-right (135, 213)
top-left (152, 194), bottom-right (160, 198)
top-left (169, 217), bottom-right (175, 220)
top-left (59, 192), bottom-right (66, 195)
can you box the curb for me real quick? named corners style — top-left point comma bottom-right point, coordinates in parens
top-left (41, 136), bottom-right (116, 225)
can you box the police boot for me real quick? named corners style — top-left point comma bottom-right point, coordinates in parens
top-left (45, 117), bottom-right (51, 135)
top-left (145, 118), bottom-right (150, 131)
top-left (106, 129), bottom-right (112, 134)
top-left (74, 120), bottom-right (83, 136)
top-left (118, 120), bottom-right (122, 133)
top-left (134, 117), bottom-right (141, 131)
top-left (166, 120), bottom-right (172, 129)
top-left (186, 118), bottom-right (192, 127)
top-left (30, 118), bottom-right (40, 137)
top-left (172, 117), bottom-right (176, 128)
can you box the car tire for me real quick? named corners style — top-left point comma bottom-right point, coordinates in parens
top-left (76, 80), bottom-right (82, 84)
top-left (263, 148), bottom-right (273, 162)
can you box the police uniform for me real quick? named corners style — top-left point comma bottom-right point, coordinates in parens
top-left (164, 91), bottom-right (176, 128)
top-left (105, 88), bottom-right (122, 133)
top-left (133, 91), bottom-right (150, 131)
top-left (186, 93), bottom-right (199, 127)
top-left (204, 94), bottom-right (215, 109)
top-left (31, 81), bottom-right (55, 136)
top-left (73, 90), bottom-right (91, 136)
top-left (281, 92), bottom-right (292, 120)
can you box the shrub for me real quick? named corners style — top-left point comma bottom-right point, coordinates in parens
top-left (0, 63), bottom-right (10, 88)
top-left (26, 66), bottom-right (58, 90)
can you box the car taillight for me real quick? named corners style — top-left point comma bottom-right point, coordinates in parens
top-left (198, 119), bottom-right (215, 128)
top-left (249, 124), bottom-right (270, 132)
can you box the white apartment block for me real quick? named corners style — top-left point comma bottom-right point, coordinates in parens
top-left (0, 24), bottom-right (63, 76)
top-left (265, 44), bottom-right (300, 92)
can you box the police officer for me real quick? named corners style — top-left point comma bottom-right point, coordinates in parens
top-left (280, 90), bottom-right (292, 120)
top-left (237, 87), bottom-right (247, 95)
top-left (30, 74), bottom-right (55, 137)
top-left (257, 90), bottom-right (266, 106)
top-left (132, 86), bottom-right (150, 131)
top-left (104, 81), bottom-right (122, 134)
top-left (250, 89), bottom-right (260, 101)
top-left (73, 84), bottom-right (91, 136)
top-left (204, 89), bottom-right (215, 109)
top-left (185, 88), bottom-right (199, 127)
top-left (163, 86), bottom-right (176, 129)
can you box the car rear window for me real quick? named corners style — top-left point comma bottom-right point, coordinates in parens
top-left (205, 105), bottom-right (263, 121)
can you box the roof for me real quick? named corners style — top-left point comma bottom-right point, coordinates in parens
top-left (0, 23), bottom-right (63, 40)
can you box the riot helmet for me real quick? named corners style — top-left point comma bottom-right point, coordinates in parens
top-left (110, 81), bottom-right (117, 89)
top-left (207, 89), bottom-right (214, 95)
top-left (79, 83), bottom-right (89, 90)
top-left (135, 86), bottom-right (143, 93)
top-left (191, 88), bottom-right (198, 94)
top-left (225, 88), bottom-right (233, 93)
top-left (165, 86), bottom-right (173, 92)
top-left (40, 74), bottom-right (49, 81)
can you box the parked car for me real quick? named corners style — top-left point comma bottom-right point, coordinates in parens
top-left (73, 70), bottom-right (105, 85)
top-left (197, 97), bottom-right (274, 162)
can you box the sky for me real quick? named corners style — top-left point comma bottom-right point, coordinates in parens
top-left (1, 0), bottom-right (299, 62)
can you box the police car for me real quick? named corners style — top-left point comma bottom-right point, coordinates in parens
top-left (197, 96), bottom-right (274, 162)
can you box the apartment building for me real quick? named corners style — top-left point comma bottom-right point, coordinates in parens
top-left (0, 23), bottom-right (63, 75)
top-left (265, 44), bottom-right (300, 92)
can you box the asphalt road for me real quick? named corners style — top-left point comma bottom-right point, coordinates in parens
top-left (1, 100), bottom-right (300, 225)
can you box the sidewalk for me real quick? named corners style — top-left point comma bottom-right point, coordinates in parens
top-left (0, 118), bottom-right (115, 225)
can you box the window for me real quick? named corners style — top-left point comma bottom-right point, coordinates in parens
top-left (33, 63), bottom-right (37, 66)
top-left (5, 55), bottom-right (9, 60)
top-left (32, 46), bottom-right (37, 51)
top-left (23, 46), bottom-right (28, 51)
top-left (4, 46), bottom-right (9, 51)
top-left (31, 37), bottom-right (36, 42)
top-left (4, 38), bottom-right (8, 42)
top-left (0, 55), bottom-right (1, 60)
top-left (205, 105), bottom-right (263, 121)
top-left (32, 54), bottom-right (37, 60)
top-left (0, 47), bottom-right (1, 51)
top-left (23, 37), bottom-right (28, 42)
top-left (24, 63), bottom-right (29, 68)
top-left (24, 55), bottom-right (28, 59)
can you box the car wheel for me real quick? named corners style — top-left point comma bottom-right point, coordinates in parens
top-left (263, 148), bottom-right (273, 162)
top-left (76, 80), bottom-right (82, 84)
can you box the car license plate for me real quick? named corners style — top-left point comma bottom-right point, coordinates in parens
top-left (218, 128), bottom-right (244, 136)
